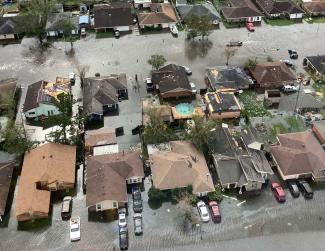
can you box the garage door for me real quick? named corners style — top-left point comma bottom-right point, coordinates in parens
top-left (116, 26), bottom-right (130, 32)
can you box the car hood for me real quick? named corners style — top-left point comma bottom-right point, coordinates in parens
top-left (70, 231), bottom-right (80, 240)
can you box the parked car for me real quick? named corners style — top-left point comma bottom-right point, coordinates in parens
top-left (287, 180), bottom-right (300, 198)
top-left (69, 72), bottom-right (76, 85)
top-left (114, 30), bottom-right (120, 38)
top-left (61, 196), bottom-right (73, 220)
top-left (118, 208), bottom-right (127, 228)
top-left (145, 78), bottom-right (154, 91)
top-left (132, 187), bottom-right (142, 201)
top-left (133, 213), bottom-right (143, 235)
top-left (70, 217), bottom-right (81, 241)
top-left (190, 82), bottom-right (197, 94)
top-left (246, 22), bottom-right (255, 32)
top-left (282, 85), bottom-right (299, 93)
top-left (288, 49), bottom-right (298, 59)
top-left (133, 199), bottom-right (143, 213)
top-left (208, 201), bottom-right (221, 223)
top-left (119, 227), bottom-right (129, 250)
top-left (170, 25), bottom-right (178, 36)
top-left (182, 66), bottom-right (192, 75)
top-left (197, 201), bottom-right (210, 222)
top-left (280, 59), bottom-right (293, 67)
top-left (80, 28), bottom-right (86, 37)
top-left (271, 182), bottom-right (286, 202)
top-left (226, 41), bottom-right (243, 47)
top-left (297, 180), bottom-right (314, 199)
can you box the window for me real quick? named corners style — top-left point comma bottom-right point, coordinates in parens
top-left (96, 204), bottom-right (102, 211)
top-left (29, 112), bottom-right (35, 115)
top-left (112, 201), bottom-right (117, 208)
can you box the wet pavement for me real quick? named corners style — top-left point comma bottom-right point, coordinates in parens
top-left (1, 21), bottom-right (325, 250)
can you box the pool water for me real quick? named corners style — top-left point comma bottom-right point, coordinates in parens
top-left (175, 103), bottom-right (195, 116)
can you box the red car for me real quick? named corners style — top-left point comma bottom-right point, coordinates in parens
top-left (208, 201), bottom-right (221, 223)
top-left (271, 182), bottom-right (286, 202)
top-left (246, 22), bottom-right (255, 32)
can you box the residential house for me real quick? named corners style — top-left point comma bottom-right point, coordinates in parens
top-left (206, 66), bottom-right (253, 91)
top-left (312, 120), bottom-right (325, 145)
top-left (302, 1), bottom-right (325, 16)
top-left (83, 74), bottom-right (128, 121)
top-left (250, 61), bottom-right (297, 89)
top-left (209, 125), bottom-right (272, 192)
top-left (148, 141), bottom-right (215, 197)
top-left (271, 131), bottom-right (325, 181)
top-left (134, 0), bottom-right (152, 9)
top-left (255, 0), bottom-right (304, 20)
top-left (15, 143), bottom-right (76, 221)
top-left (0, 16), bottom-right (28, 40)
top-left (142, 97), bottom-right (174, 125)
top-left (138, 3), bottom-right (177, 29)
top-left (86, 150), bottom-right (144, 213)
top-left (85, 129), bottom-right (118, 156)
top-left (152, 64), bottom-right (194, 99)
top-left (94, 3), bottom-right (134, 32)
top-left (204, 91), bottom-right (241, 119)
top-left (45, 13), bottom-right (79, 37)
top-left (221, 0), bottom-right (263, 23)
top-left (23, 79), bottom-right (71, 120)
top-left (304, 55), bottom-right (325, 76)
top-left (177, 2), bottom-right (221, 27)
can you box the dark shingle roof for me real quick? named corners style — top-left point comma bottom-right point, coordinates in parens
top-left (303, 2), bottom-right (325, 14)
top-left (256, 0), bottom-right (304, 15)
top-left (305, 55), bottom-right (325, 75)
top-left (278, 92), bottom-right (324, 112)
top-left (0, 161), bottom-right (15, 215)
top-left (23, 81), bottom-right (46, 112)
top-left (177, 3), bottom-right (220, 23)
top-left (205, 92), bottom-right (241, 113)
top-left (45, 13), bottom-right (78, 31)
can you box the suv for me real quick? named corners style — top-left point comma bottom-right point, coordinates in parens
top-left (271, 182), bottom-right (286, 202)
top-left (133, 213), bottom-right (143, 235)
top-left (145, 78), bottom-right (154, 92)
top-left (119, 227), bottom-right (128, 250)
top-left (61, 196), bottom-right (73, 220)
top-left (282, 85), bottom-right (299, 93)
top-left (297, 180), bottom-right (313, 199)
top-left (287, 180), bottom-right (300, 198)
top-left (132, 187), bottom-right (142, 201)
top-left (133, 199), bottom-right (143, 213)
top-left (208, 201), bottom-right (221, 223)
top-left (288, 49), bottom-right (298, 59)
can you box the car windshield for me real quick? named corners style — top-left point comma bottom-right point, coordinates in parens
top-left (120, 218), bottom-right (126, 223)
top-left (71, 228), bottom-right (79, 232)
top-left (202, 213), bottom-right (209, 217)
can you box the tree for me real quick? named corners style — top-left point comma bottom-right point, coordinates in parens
top-left (55, 18), bottom-right (76, 51)
top-left (148, 55), bottom-right (166, 70)
top-left (148, 187), bottom-right (167, 203)
top-left (243, 58), bottom-right (258, 70)
top-left (207, 184), bottom-right (223, 202)
top-left (224, 47), bottom-right (237, 66)
top-left (23, 0), bottom-right (56, 46)
top-left (187, 14), bottom-right (213, 40)
top-left (76, 64), bottom-right (90, 88)
top-left (266, 55), bottom-right (273, 62)
top-left (0, 94), bottom-right (16, 120)
top-left (142, 108), bottom-right (174, 144)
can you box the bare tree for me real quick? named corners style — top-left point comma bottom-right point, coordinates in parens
top-left (76, 64), bottom-right (90, 88)
top-left (224, 47), bottom-right (238, 66)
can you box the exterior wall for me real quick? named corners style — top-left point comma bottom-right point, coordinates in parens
top-left (134, 2), bottom-right (151, 8)
top-left (96, 199), bottom-right (119, 211)
top-left (126, 176), bottom-right (143, 184)
top-left (247, 16), bottom-right (262, 22)
top-left (93, 144), bottom-right (119, 156)
top-left (0, 34), bottom-right (15, 40)
top-left (289, 13), bottom-right (303, 19)
top-left (115, 26), bottom-right (132, 31)
top-left (17, 211), bottom-right (49, 222)
top-left (140, 22), bottom-right (176, 29)
top-left (244, 181), bottom-right (263, 191)
top-left (209, 111), bottom-right (241, 120)
top-left (25, 103), bottom-right (60, 119)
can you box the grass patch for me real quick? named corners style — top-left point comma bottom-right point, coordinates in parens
top-left (95, 31), bottom-right (114, 39)
top-left (238, 91), bottom-right (271, 119)
top-left (311, 18), bottom-right (325, 24)
top-left (223, 20), bottom-right (245, 29)
top-left (18, 217), bottom-right (52, 231)
top-left (264, 18), bottom-right (296, 26)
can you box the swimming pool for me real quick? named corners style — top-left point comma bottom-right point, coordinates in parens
top-left (175, 103), bottom-right (195, 116)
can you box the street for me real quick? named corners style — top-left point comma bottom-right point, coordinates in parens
top-left (1, 21), bottom-right (325, 250)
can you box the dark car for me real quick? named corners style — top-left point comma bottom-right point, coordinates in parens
top-left (132, 187), bottom-right (142, 201)
top-left (271, 182), bottom-right (286, 202)
top-left (208, 201), bottom-right (221, 223)
top-left (119, 227), bottom-right (128, 250)
top-left (133, 199), bottom-right (143, 213)
top-left (133, 213), bottom-right (143, 235)
top-left (297, 180), bottom-right (313, 199)
top-left (287, 181), bottom-right (300, 198)
top-left (288, 49), bottom-right (298, 59)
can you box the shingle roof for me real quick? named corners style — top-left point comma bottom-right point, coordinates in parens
top-left (0, 161), bottom-right (15, 215)
top-left (85, 129), bottom-right (117, 150)
top-left (94, 3), bottom-right (133, 29)
top-left (256, 0), bottom-right (304, 15)
top-left (149, 141), bottom-right (215, 194)
top-left (45, 13), bottom-right (78, 31)
top-left (305, 55), bottom-right (325, 75)
top-left (303, 1), bottom-right (325, 14)
top-left (0, 16), bottom-right (28, 35)
top-left (205, 91), bottom-right (241, 114)
top-left (271, 131), bottom-right (325, 179)
top-left (15, 143), bottom-right (76, 221)
top-left (177, 3), bottom-right (220, 23)
top-left (23, 80), bottom-right (45, 112)
top-left (86, 150), bottom-right (144, 207)
top-left (138, 3), bottom-right (177, 25)
top-left (278, 92), bottom-right (324, 112)
top-left (222, 0), bottom-right (262, 19)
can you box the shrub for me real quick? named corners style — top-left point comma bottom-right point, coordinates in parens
top-left (186, 184), bottom-right (193, 194)
top-left (207, 184), bottom-right (223, 202)
top-left (148, 187), bottom-right (166, 203)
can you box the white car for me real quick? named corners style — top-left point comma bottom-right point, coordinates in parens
top-left (282, 85), bottom-right (299, 93)
top-left (182, 66), bottom-right (192, 75)
top-left (80, 28), bottom-right (86, 37)
top-left (170, 25), bottom-right (178, 36)
top-left (190, 82), bottom-right (197, 94)
top-left (197, 201), bottom-right (210, 223)
top-left (70, 217), bottom-right (81, 241)
top-left (118, 209), bottom-right (127, 228)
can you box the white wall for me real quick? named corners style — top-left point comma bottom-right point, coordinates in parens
top-left (0, 34), bottom-right (15, 40)
top-left (289, 13), bottom-right (303, 19)
top-left (93, 144), bottom-right (119, 156)
top-left (96, 200), bottom-right (118, 211)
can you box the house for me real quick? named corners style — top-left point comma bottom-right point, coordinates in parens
top-left (250, 61), bottom-right (297, 89)
top-left (177, 3), bottom-right (221, 26)
top-left (94, 3), bottom-right (134, 32)
top-left (302, 1), bottom-right (325, 16)
top-left (304, 55), bottom-right (325, 76)
top-left (271, 131), bottom-right (325, 181)
top-left (85, 129), bottom-right (118, 155)
top-left (83, 74), bottom-right (128, 121)
top-left (221, 0), bottom-right (263, 23)
top-left (142, 97), bottom-right (174, 125)
top-left (134, 0), bottom-right (152, 9)
top-left (209, 125), bottom-right (271, 192)
top-left (204, 91), bottom-right (241, 120)
top-left (45, 13), bottom-right (79, 37)
top-left (23, 79), bottom-right (71, 120)
top-left (86, 150), bottom-right (144, 213)
top-left (0, 78), bottom-right (17, 114)
top-left (255, 0), bottom-right (304, 20)
top-left (148, 141), bottom-right (215, 197)
top-left (152, 64), bottom-right (193, 99)
top-left (206, 66), bottom-right (253, 91)
top-left (138, 3), bottom-right (177, 29)
top-left (312, 120), bottom-right (325, 145)
top-left (0, 16), bottom-right (27, 40)
top-left (15, 143), bottom-right (76, 221)
top-left (0, 151), bottom-right (15, 222)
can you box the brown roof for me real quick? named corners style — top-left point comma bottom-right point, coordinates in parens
top-left (0, 161), bottom-right (15, 215)
top-left (271, 131), bottom-right (325, 179)
top-left (138, 3), bottom-right (177, 25)
top-left (85, 129), bottom-right (117, 150)
top-left (303, 1), bottom-right (325, 14)
top-left (15, 143), bottom-right (76, 221)
top-left (222, 0), bottom-right (262, 19)
top-left (149, 141), bottom-right (215, 194)
top-left (86, 150), bottom-right (144, 207)
top-left (250, 61), bottom-right (297, 87)
top-left (23, 80), bottom-right (46, 112)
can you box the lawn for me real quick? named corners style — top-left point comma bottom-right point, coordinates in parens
top-left (95, 31), bottom-right (114, 39)
top-left (310, 18), bottom-right (325, 24)
top-left (264, 18), bottom-right (296, 26)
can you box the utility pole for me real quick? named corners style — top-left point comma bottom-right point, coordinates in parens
top-left (293, 80), bottom-right (303, 115)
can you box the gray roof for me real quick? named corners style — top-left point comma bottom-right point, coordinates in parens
top-left (0, 16), bottom-right (32, 35)
top-left (177, 3), bottom-right (220, 23)
top-left (305, 55), bottom-right (325, 75)
top-left (83, 74), bottom-right (127, 115)
top-left (206, 66), bottom-right (253, 91)
top-left (176, 0), bottom-right (188, 6)
top-left (45, 13), bottom-right (78, 31)
top-left (278, 92), bottom-right (324, 113)
top-left (212, 156), bottom-right (245, 185)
